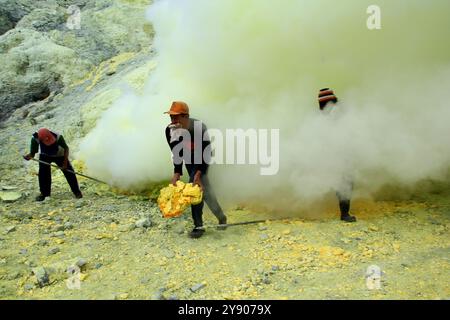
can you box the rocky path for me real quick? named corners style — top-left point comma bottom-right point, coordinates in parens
top-left (1, 171), bottom-right (449, 300)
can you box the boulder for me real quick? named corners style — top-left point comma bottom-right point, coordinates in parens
top-left (0, 191), bottom-right (22, 202)
top-left (0, 0), bottom-right (153, 120)
top-left (32, 266), bottom-right (49, 287)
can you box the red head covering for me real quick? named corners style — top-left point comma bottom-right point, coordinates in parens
top-left (37, 128), bottom-right (56, 146)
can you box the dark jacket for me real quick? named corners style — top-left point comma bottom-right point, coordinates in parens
top-left (165, 118), bottom-right (211, 175)
top-left (30, 131), bottom-right (68, 157)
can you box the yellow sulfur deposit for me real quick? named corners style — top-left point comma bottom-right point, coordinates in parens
top-left (157, 181), bottom-right (203, 218)
top-left (72, 159), bottom-right (86, 174)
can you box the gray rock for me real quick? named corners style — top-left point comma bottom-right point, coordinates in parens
top-left (76, 258), bottom-right (87, 269)
top-left (152, 287), bottom-right (167, 300)
top-left (401, 263), bottom-right (410, 268)
top-left (118, 223), bottom-right (135, 232)
top-left (67, 265), bottom-right (80, 275)
top-left (135, 218), bottom-right (152, 229)
top-left (5, 226), bottom-right (16, 234)
top-left (0, 14), bottom-right (15, 36)
top-left (21, 217), bottom-right (32, 224)
top-left (139, 276), bottom-right (150, 284)
top-left (258, 226), bottom-right (268, 231)
top-left (75, 200), bottom-right (86, 208)
top-left (262, 276), bottom-right (271, 285)
top-left (15, 7), bottom-right (66, 32)
top-left (54, 225), bottom-right (65, 232)
top-left (25, 260), bottom-right (37, 267)
top-left (0, 191), bottom-right (22, 202)
top-left (19, 248), bottom-right (28, 255)
top-left (1, 186), bottom-right (18, 190)
top-left (271, 265), bottom-right (280, 272)
top-left (174, 225), bottom-right (185, 234)
top-left (101, 205), bottom-right (117, 212)
top-left (54, 231), bottom-right (65, 237)
top-left (94, 263), bottom-right (103, 269)
top-left (163, 250), bottom-right (175, 259)
top-left (167, 295), bottom-right (178, 300)
top-left (39, 236), bottom-right (49, 243)
top-left (24, 283), bottom-right (35, 291)
top-left (0, 30), bottom-right (69, 120)
top-left (7, 271), bottom-right (21, 280)
top-left (152, 292), bottom-right (165, 300)
top-left (427, 218), bottom-right (443, 226)
top-left (32, 267), bottom-right (49, 287)
top-left (259, 234), bottom-right (269, 240)
top-left (48, 247), bottom-right (60, 255)
top-left (190, 283), bottom-right (206, 293)
top-left (4, 211), bottom-right (31, 221)
top-left (63, 222), bottom-right (74, 230)
top-left (1, 0), bottom-right (154, 121)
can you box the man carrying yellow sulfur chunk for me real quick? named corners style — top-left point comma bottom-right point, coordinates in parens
top-left (164, 101), bottom-right (227, 238)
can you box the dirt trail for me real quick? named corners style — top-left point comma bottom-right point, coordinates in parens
top-left (1, 169), bottom-right (449, 300)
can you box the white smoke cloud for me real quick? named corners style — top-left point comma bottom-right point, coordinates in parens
top-left (79, 0), bottom-right (450, 208)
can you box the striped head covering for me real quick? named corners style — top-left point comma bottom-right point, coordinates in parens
top-left (318, 88), bottom-right (338, 109)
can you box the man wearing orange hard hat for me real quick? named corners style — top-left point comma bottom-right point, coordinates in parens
top-left (318, 88), bottom-right (356, 222)
top-left (164, 101), bottom-right (227, 238)
top-left (23, 128), bottom-right (82, 201)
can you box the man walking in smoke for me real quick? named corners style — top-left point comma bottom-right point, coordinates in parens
top-left (164, 101), bottom-right (228, 238)
top-left (318, 89), bottom-right (357, 222)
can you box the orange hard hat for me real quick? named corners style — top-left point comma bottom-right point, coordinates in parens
top-left (164, 101), bottom-right (189, 115)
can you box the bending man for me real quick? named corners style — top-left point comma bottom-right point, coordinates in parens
top-left (24, 128), bottom-right (82, 201)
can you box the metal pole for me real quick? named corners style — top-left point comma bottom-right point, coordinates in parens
top-left (27, 157), bottom-right (109, 185)
top-left (197, 217), bottom-right (295, 230)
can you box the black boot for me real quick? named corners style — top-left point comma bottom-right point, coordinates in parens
top-left (217, 216), bottom-right (227, 230)
top-left (339, 199), bottom-right (356, 222)
top-left (189, 227), bottom-right (205, 239)
top-left (35, 194), bottom-right (46, 202)
top-left (341, 214), bottom-right (357, 223)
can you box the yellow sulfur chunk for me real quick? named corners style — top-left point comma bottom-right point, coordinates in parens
top-left (157, 181), bottom-right (203, 218)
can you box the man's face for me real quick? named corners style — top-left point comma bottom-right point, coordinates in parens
top-left (40, 135), bottom-right (55, 146)
top-left (170, 114), bottom-right (190, 129)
